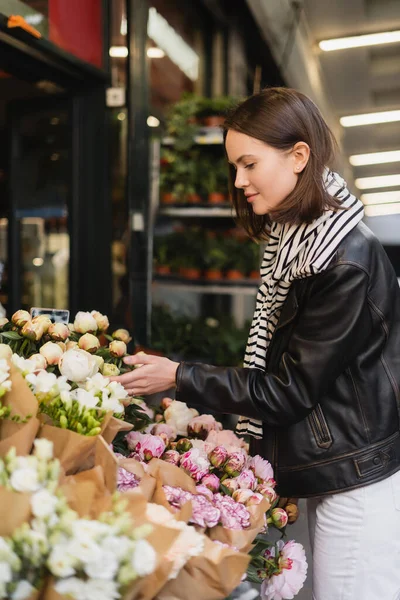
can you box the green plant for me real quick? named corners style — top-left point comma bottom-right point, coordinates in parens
top-left (196, 96), bottom-right (239, 119)
top-left (204, 237), bottom-right (228, 271)
top-left (166, 93), bottom-right (202, 151)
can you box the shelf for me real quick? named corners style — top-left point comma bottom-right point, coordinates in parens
top-left (159, 205), bottom-right (234, 218)
top-left (162, 126), bottom-right (224, 146)
top-left (153, 277), bottom-right (259, 296)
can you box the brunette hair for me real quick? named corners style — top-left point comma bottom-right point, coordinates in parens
top-left (223, 87), bottom-right (340, 240)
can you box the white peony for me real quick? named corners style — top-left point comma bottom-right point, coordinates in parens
top-left (84, 550), bottom-right (119, 580)
top-left (27, 353), bottom-right (47, 371)
top-left (70, 388), bottom-right (99, 409)
top-left (48, 545), bottom-right (76, 578)
top-left (131, 539), bottom-right (157, 577)
top-left (11, 581), bottom-right (35, 600)
top-left (59, 349), bottom-right (98, 382)
top-left (74, 311), bottom-right (98, 334)
top-left (39, 341), bottom-right (64, 366)
top-left (31, 490), bottom-right (59, 519)
top-left (164, 401), bottom-right (199, 436)
top-left (10, 467), bottom-right (41, 493)
top-left (33, 438), bottom-right (54, 461)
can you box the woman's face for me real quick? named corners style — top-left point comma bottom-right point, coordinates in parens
top-left (225, 130), bottom-right (300, 215)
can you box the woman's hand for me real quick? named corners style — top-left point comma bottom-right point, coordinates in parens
top-left (110, 353), bottom-right (179, 396)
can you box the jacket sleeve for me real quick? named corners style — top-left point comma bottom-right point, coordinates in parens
top-left (175, 263), bottom-right (372, 427)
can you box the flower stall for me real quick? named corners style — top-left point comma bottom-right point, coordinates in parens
top-left (0, 310), bottom-right (307, 600)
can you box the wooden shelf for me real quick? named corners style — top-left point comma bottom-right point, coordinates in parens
top-left (162, 126), bottom-right (224, 146)
top-left (158, 205), bottom-right (234, 218)
top-left (153, 277), bottom-right (259, 296)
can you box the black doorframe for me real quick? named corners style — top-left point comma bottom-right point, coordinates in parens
top-left (2, 12), bottom-right (112, 317)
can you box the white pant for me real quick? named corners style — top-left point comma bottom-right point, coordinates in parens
top-left (307, 470), bottom-right (400, 600)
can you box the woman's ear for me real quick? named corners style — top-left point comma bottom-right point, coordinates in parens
top-left (292, 142), bottom-right (310, 174)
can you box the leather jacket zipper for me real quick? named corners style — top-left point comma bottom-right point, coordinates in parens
top-left (308, 404), bottom-right (332, 449)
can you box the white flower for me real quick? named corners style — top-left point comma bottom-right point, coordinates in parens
top-left (0, 561), bottom-right (12, 584)
top-left (0, 344), bottom-right (12, 360)
top-left (164, 401), bottom-right (199, 436)
top-left (66, 538), bottom-right (102, 565)
top-left (54, 577), bottom-right (86, 599)
top-left (83, 373), bottom-right (109, 394)
top-left (39, 341), bottom-right (64, 365)
top-left (33, 438), bottom-right (54, 461)
top-left (11, 581), bottom-right (35, 600)
top-left (59, 349), bottom-right (99, 383)
top-left (10, 467), bottom-right (41, 493)
top-left (74, 311), bottom-right (98, 334)
top-left (82, 579), bottom-right (120, 600)
top-left (101, 535), bottom-right (133, 560)
top-left (101, 395), bottom-right (124, 414)
top-left (26, 371), bottom-right (57, 395)
top-left (131, 539), bottom-right (157, 577)
top-left (166, 523), bottom-right (205, 579)
top-left (70, 388), bottom-right (99, 409)
top-left (71, 519), bottom-right (111, 541)
top-left (84, 550), bottom-right (119, 580)
top-left (31, 490), bottom-right (59, 519)
top-left (27, 353), bottom-right (47, 371)
top-left (48, 545), bottom-right (76, 578)
top-left (11, 354), bottom-right (36, 375)
top-left (106, 381), bottom-right (128, 401)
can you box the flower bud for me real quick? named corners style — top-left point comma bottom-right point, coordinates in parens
top-left (160, 397), bottom-right (173, 410)
top-left (112, 328), bottom-right (132, 344)
top-left (11, 310), bottom-right (30, 328)
top-left (232, 489), bottom-right (254, 504)
top-left (21, 320), bottom-right (45, 342)
top-left (78, 333), bottom-right (100, 354)
top-left (92, 354), bottom-right (104, 371)
top-left (224, 451), bottom-right (246, 477)
top-left (209, 445), bottom-right (228, 468)
top-left (161, 449), bottom-right (180, 465)
top-left (48, 322), bottom-right (70, 342)
top-left (245, 492), bottom-right (264, 507)
top-left (256, 483), bottom-right (278, 505)
top-left (109, 340), bottom-right (127, 358)
top-left (269, 507), bottom-right (288, 529)
top-left (201, 473), bottom-right (220, 493)
top-left (0, 344), bottom-right (12, 360)
top-left (0, 318), bottom-right (9, 330)
top-left (101, 363), bottom-right (120, 377)
top-left (221, 478), bottom-right (239, 494)
top-left (32, 315), bottom-right (52, 333)
top-left (39, 341), bottom-right (64, 365)
top-left (66, 341), bottom-right (78, 351)
top-left (176, 438), bottom-right (193, 454)
top-left (91, 310), bottom-right (110, 332)
top-left (74, 311), bottom-right (98, 334)
top-left (136, 434), bottom-right (166, 462)
top-left (57, 342), bottom-right (67, 352)
top-left (27, 353), bottom-right (47, 371)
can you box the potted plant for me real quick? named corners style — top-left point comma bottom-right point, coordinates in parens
top-left (203, 156), bottom-right (229, 204)
top-left (196, 96), bottom-right (238, 127)
top-left (223, 238), bottom-right (248, 280)
top-left (153, 235), bottom-right (172, 275)
top-left (204, 236), bottom-right (227, 280)
top-left (166, 93), bottom-right (201, 151)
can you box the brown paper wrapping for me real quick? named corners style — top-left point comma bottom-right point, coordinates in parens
top-left (95, 435), bottom-right (118, 493)
top-left (102, 415), bottom-right (133, 444)
top-left (0, 366), bottom-right (40, 456)
top-left (60, 466), bottom-right (112, 518)
top-left (0, 488), bottom-right (32, 536)
top-left (118, 457), bottom-right (157, 500)
top-left (156, 537), bottom-right (250, 600)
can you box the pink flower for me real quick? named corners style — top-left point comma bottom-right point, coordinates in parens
top-left (245, 492), bottom-right (264, 507)
top-left (191, 494), bottom-right (220, 528)
top-left (163, 485), bottom-right (193, 509)
top-left (200, 473), bottom-right (220, 493)
top-left (235, 468), bottom-right (257, 490)
top-left (224, 451), bottom-right (246, 477)
top-left (206, 428), bottom-right (248, 452)
top-left (151, 423), bottom-right (177, 441)
top-left (180, 448), bottom-right (210, 482)
top-left (256, 483), bottom-right (278, 505)
top-left (232, 489), bottom-right (254, 504)
top-left (260, 540), bottom-right (307, 600)
top-left (125, 431), bottom-right (144, 451)
top-left (269, 508), bottom-right (288, 529)
top-left (248, 455), bottom-right (274, 483)
top-left (161, 450), bottom-right (181, 466)
top-left (208, 445), bottom-right (228, 468)
top-left (221, 478), bottom-right (239, 494)
top-left (117, 467), bottom-right (140, 492)
top-left (136, 433), bottom-right (166, 461)
top-left (213, 493), bottom-right (250, 530)
top-left (187, 414), bottom-right (222, 440)
top-left (195, 485), bottom-right (214, 501)
top-left (161, 397), bottom-right (173, 410)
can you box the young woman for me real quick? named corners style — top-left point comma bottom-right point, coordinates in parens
top-left (113, 88), bottom-right (400, 599)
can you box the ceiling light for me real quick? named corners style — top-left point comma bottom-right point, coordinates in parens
top-left (319, 30), bottom-right (400, 51)
top-left (361, 191), bottom-right (400, 205)
top-left (340, 110), bottom-right (400, 127)
top-left (32, 257), bottom-right (44, 267)
top-left (364, 203), bottom-right (400, 217)
top-left (147, 116), bottom-right (160, 127)
top-left (147, 47), bottom-right (165, 58)
top-left (117, 112), bottom-right (126, 121)
top-left (109, 46), bottom-right (128, 58)
top-left (355, 174), bottom-right (400, 189)
top-left (350, 150), bottom-right (400, 166)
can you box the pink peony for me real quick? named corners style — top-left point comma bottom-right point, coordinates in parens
top-left (206, 428), bottom-right (248, 452)
top-left (195, 484), bottom-right (214, 501)
top-left (117, 467), bottom-right (140, 492)
top-left (187, 414), bottom-right (222, 440)
top-left (191, 494), bottom-right (220, 528)
top-left (136, 433), bottom-right (166, 462)
top-left (125, 431), bottom-right (144, 451)
top-left (151, 423), bottom-right (177, 441)
top-left (260, 540), bottom-right (307, 600)
top-left (245, 492), bottom-right (264, 507)
top-left (269, 508), bottom-right (288, 529)
top-left (256, 483), bottom-right (278, 505)
top-left (248, 455), bottom-right (274, 484)
top-left (221, 477), bottom-right (240, 494)
top-left (213, 493), bottom-right (250, 530)
top-left (163, 485), bottom-right (193, 509)
top-left (208, 445), bottom-right (228, 468)
top-left (235, 468), bottom-right (257, 490)
top-left (224, 451), bottom-right (246, 477)
top-left (180, 448), bottom-right (211, 482)
top-left (232, 489), bottom-right (254, 504)
top-left (200, 473), bottom-right (220, 493)
top-left (161, 450), bottom-right (181, 466)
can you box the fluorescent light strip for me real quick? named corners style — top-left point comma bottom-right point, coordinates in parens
top-left (361, 191), bottom-right (400, 205)
top-left (341, 110), bottom-right (400, 127)
top-left (147, 47), bottom-right (165, 58)
top-left (350, 150), bottom-right (400, 166)
top-left (109, 46), bottom-right (128, 58)
top-left (364, 203), bottom-right (400, 217)
top-left (355, 174), bottom-right (400, 189)
top-left (319, 30), bottom-right (400, 51)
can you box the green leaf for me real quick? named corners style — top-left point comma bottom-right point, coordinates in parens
top-left (1, 331), bottom-right (22, 340)
top-left (104, 334), bottom-right (114, 342)
top-left (219, 483), bottom-right (232, 496)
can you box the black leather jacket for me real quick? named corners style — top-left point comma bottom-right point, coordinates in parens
top-left (175, 222), bottom-right (400, 498)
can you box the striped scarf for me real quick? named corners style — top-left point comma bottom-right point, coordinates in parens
top-left (236, 170), bottom-right (364, 439)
